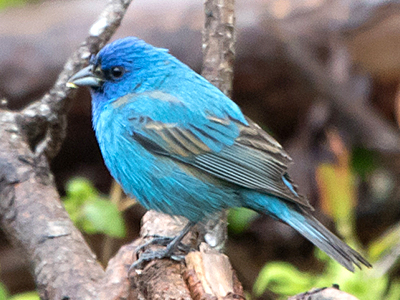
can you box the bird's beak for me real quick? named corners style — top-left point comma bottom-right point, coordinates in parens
top-left (67, 65), bottom-right (103, 89)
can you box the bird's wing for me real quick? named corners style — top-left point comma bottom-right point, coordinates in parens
top-left (126, 94), bottom-right (311, 208)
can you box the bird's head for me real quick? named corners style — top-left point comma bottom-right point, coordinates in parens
top-left (68, 37), bottom-right (172, 101)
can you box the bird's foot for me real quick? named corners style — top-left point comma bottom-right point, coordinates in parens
top-left (129, 235), bottom-right (191, 271)
top-left (129, 248), bottom-right (186, 271)
top-left (134, 235), bottom-right (191, 254)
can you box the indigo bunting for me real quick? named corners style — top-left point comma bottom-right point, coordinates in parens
top-left (68, 37), bottom-right (371, 271)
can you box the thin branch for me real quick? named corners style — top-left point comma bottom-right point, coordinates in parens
top-left (20, 0), bottom-right (133, 160)
top-left (197, 0), bottom-right (236, 253)
top-left (202, 0), bottom-right (236, 98)
top-left (128, 0), bottom-right (244, 298)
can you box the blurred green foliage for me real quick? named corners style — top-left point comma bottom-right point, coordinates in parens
top-left (253, 249), bottom-right (400, 300)
top-left (351, 147), bottom-right (378, 181)
top-left (317, 162), bottom-right (357, 245)
top-left (63, 178), bottom-right (126, 238)
top-left (369, 224), bottom-right (400, 261)
top-left (0, 282), bottom-right (39, 300)
top-left (8, 292), bottom-right (40, 300)
top-left (0, 0), bottom-right (39, 10)
top-left (0, 283), bottom-right (8, 300)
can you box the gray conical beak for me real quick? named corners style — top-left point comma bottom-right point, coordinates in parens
top-left (67, 66), bottom-right (103, 88)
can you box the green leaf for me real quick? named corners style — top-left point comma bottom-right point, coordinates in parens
top-left (253, 262), bottom-right (315, 297)
top-left (253, 250), bottom-right (392, 300)
top-left (0, 282), bottom-right (9, 300)
top-left (0, 0), bottom-right (32, 10)
top-left (63, 178), bottom-right (100, 227)
top-left (369, 223), bottom-right (400, 261)
top-left (228, 207), bottom-right (258, 234)
top-left (65, 178), bottom-right (99, 206)
top-left (9, 291), bottom-right (40, 300)
top-left (83, 199), bottom-right (126, 238)
top-left (351, 147), bottom-right (378, 180)
top-left (63, 178), bottom-right (127, 238)
top-left (316, 163), bottom-right (356, 244)
top-left (386, 281), bottom-right (400, 300)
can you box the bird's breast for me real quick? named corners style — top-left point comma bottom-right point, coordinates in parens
top-left (92, 105), bottom-right (239, 221)
top-left (94, 107), bottom-right (157, 192)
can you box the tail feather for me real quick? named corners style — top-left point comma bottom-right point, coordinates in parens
top-left (284, 207), bottom-right (371, 272)
top-left (246, 191), bottom-right (372, 272)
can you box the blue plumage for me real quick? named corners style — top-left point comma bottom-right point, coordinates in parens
top-left (68, 37), bottom-right (371, 271)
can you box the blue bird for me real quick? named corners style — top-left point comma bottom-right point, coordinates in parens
top-left (68, 37), bottom-right (371, 271)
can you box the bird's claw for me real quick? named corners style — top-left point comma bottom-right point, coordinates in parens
top-left (134, 236), bottom-right (191, 255)
top-left (134, 235), bottom-right (172, 254)
top-left (129, 236), bottom-right (191, 272)
top-left (129, 248), bottom-right (170, 271)
top-left (129, 247), bottom-right (188, 271)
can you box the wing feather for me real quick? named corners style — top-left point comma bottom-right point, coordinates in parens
top-left (175, 127), bottom-right (211, 152)
top-left (129, 106), bottom-right (311, 208)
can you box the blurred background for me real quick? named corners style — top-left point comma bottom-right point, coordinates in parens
top-left (1, 0), bottom-right (400, 299)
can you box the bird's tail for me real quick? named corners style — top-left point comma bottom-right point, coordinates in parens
top-left (244, 191), bottom-right (372, 272)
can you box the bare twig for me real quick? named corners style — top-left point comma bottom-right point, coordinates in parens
top-left (128, 0), bottom-right (244, 298)
top-left (20, 0), bottom-right (132, 160)
top-left (202, 0), bottom-right (236, 98)
top-left (183, 1), bottom-right (244, 298)
top-left (200, 0), bottom-right (236, 251)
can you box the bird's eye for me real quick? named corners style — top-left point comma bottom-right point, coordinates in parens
top-left (110, 66), bottom-right (125, 79)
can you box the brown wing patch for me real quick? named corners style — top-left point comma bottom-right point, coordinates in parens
top-left (237, 117), bottom-right (291, 159)
top-left (236, 117), bottom-right (312, 209)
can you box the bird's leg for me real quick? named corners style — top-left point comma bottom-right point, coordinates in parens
top-left (129, 221), bottom-right (196, 271)
top-left (163, 221), bottom-right (196, 257)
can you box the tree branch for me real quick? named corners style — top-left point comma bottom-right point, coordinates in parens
top-left (0, 1), bottom-right (133, 299)
top-left (202, 0), bottom-right (235, 98)
top-left (20, 0), bottom-right (132, 160)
